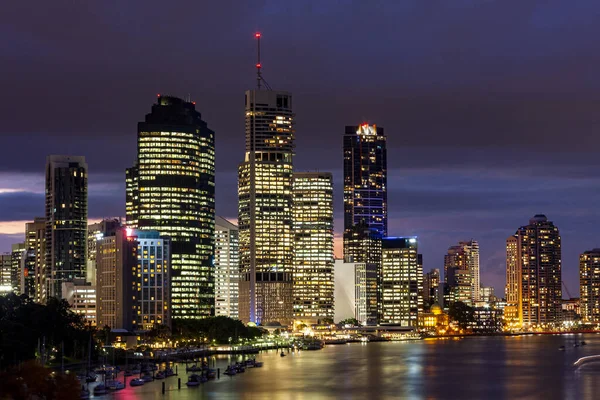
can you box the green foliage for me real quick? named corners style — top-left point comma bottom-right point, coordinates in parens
top-left (0, 360), bottom-right (80, 400)
top-left (172, 316), bottom-right (266, 344)
top-left (339, 318), bottom-right (359, 326)
top-left (321, 317), bottom-right (334, 325)
top-left (0, 293), bottom-right (95, 369)
top-left (448, 301), bottom-right (475, 330)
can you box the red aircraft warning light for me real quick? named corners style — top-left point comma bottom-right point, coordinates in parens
top-left (255, 32), bottom-right (261, 38)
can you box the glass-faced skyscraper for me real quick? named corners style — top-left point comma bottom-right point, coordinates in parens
top-left (292, 172), bottom-right (334, 323)
top-left (343, 124), bottom-right (387, 237)
top-left (45, 155), bottom-right (88, 301)
top-left (126, 95), bottom-right (215, 319)
top-left (214, 216), bottom-right (240, 319)
top-left (238, 89), bottom-right (295, 326)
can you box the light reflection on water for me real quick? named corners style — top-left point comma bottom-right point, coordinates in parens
top-left (91, 334), bottom-right (600, 400)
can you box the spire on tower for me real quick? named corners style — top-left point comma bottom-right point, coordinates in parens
top-left (254, 32), bottom-right (271, 90)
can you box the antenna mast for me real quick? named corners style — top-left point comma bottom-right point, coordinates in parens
top-left (254, 32), bottom-right (271, 90)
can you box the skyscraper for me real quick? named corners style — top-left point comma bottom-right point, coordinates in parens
top-left (11, 243), bottom-right (26, 294)
top-left (45, 155), bottom-right (88, 301)
top-left (380, 237), bottom-right (422, 326)
top-left (292, 172), bottom-right (334, 323)
top-left (423, 268), bottom-right (441, 308)
top-left (238, 89), bottom-right (295, 326)
top-left (126, 95), bottom-right (215, 319)
top-left (87, 218), bottom-right (122, 286)
top-left (0, 253), bottom-right (12, 291)
top-left (343, 124), bottom-right (387, 237)
top-left (444, 240), bottom-right (480, 307)
top-left (343, 222), bottom-right (382, 325)
top-left (579, 249), bottom-right (600, 324)
top-left (25, 218), bottom-right (45, 302)
top-left (214, 216), bottom-right (240, 319)
top-left (505, 215), bottom-right (562, 327)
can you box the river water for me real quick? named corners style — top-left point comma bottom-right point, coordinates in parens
top-left (92, 334), bottom-right (600, 400)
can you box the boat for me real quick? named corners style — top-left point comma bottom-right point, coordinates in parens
top-left (186, 364), bottom-right (202, 372)
top-left (142, 372), bottom-right (154, 382)
top-left (186, 374), bottom-right (203, 387)
top-left (154, 371), bottom-right (166, 379)
top-left (131, 367), bottom-right (141, 374)
top-left (254, 361), bottom-right (263, 367)
top-left (224, 367), bottom-right (237, 376)
top-left (130, 378), bottom-right (145, 387)
top-left (106, 380), bottom-right (125, 391)
top-left (165, 367), bottom-right (175, 377)
top-left (93, 384), bottom-right (108, 396)
top-left (559, 346), bottom-right (565, 351)
top-left (280, 351), bottom-right (286, 357)
top-left (85, 373), bottom-right (97, 383)
top-left (207, 369), bottom-right (216, 379)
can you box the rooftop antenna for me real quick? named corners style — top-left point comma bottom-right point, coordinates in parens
top-left (255, 32), bottom-right (272, 90)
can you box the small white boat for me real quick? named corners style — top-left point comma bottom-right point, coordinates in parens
top-left (142, 373), bottom-right (154, 382)
top-left (130, 378), bottom-right (145, 387)
top-left (186, 374), bottom-right (202, 387)
top-left (93, 384), bottom-right (108, 395)
top-left (186, 364), bottom-right (202, 372)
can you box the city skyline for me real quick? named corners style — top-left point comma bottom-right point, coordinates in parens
top-left (5, 2), bottom-right (600, 297)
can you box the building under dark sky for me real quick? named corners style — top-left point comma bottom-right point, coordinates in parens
top-left (343, 124), bottom-right (387, 237)
top-left (126, 95), bottom-right (215, 319)
top-left (44, 155), bottom-right (88, 301)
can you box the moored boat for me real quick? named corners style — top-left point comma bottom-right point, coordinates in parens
top-left (130, 378), bottom-right (145, 387)
top-left (106, 380), bottom-right (125, 390)
top-left (141, 372), bottom-right (154, 382)
top-left (154, 371), bottom-right (166, 379)
top-left (186, 374), bottom-right (203, 387)
top-left (186, 364), bottom-right (202, 372)
top-left (93, 384), bottom-right (108, 395)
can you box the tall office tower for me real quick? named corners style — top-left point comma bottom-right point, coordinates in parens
top-left (238, 89), bottom-right (295, 326)
top-left (423, 268), bottom-right (441, 308)
top-left (380, 237), bottom-right (422, 326)
top-left (126, 95), bottom-right (215, 319)
top-left (11, 243), bottom-right (26, 294)
top-left (506, 215), bottom-right (562, 327)
top-left (343, 124), bottom-right (387, 237)
top-left (443, 240), bottom-right (480, 306)
top-left (214, 216), bottom-right (240, 319)
top-left (88, 219), bottom-right (122, 286)
top-left (505, 235), bottom-right (521, 327)
top-left (579, 249), bottom-right (600, 323)
top-left (96, 228), bottom-right (171, 330)
top-left (25, 218), bottom-right (45, 302)
top-left (292, 172), bottom-right (335, 323)
top-left (343, 222), bottom-right (382, 325)
top-left (0, 253), bottom-right (12, 291)
top-left (45, 155), bottom-right (88, 300)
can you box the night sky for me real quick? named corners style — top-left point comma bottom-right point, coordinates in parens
top-left (3, 1), bottom-right (600, 297)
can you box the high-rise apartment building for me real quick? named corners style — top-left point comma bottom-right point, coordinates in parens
top-left (343, 124), bottom-right (387, 237)
top-left (214, 216), bottom-right (240, 319)
top-left (25, 218), bottom-right (45, 302)
top-left (505, 215), bottom-right (562, 327)
top-left (343, 222), bottom-right (382, 325)
top-left (423, 268), bottom-right (441, 308)
top-left (62, 279), bottom-right (96, 326)
top-left (126, 96), bottom-right (215, 319)
top-left (45, 155), bottom-right (88, 300)
top-left (238, 89), bottom-right (295, 326)
top-left (292, 172), bottom-right (334, 323)
top-left (88, 219), bottom-right (122, 286)
top-left (381, 237), bottom-right (422, 326)
top-left (11, 243), bottom-right (26, 294)
top-left (96, 228), bottom-right (171, 331)
top-left (444, 240), bottom-right (480, 306)
top-left (579, 249), bottom-right (600, 324)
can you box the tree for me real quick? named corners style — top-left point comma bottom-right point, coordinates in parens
top-left (448, 302), bottom-right (475, 330)
top-left (340, 318), bottom-right (359, 326)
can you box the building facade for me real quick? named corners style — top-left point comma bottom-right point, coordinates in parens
top-left (238, 90), bottom-right (295, 326)
top-left (506, 215), bottom-right (562, 327)
top-left (292, 172), bottom-right (334, 323)
top-left (343, 124), bottom-right (387, 237)
top-left (580, 249), bottom-right (600, 324)
top-left (380, 237), bottom-right (422, 327)
top-left (88, 219), bottom-right (122, 286)
top-left (62, 279), bottom-right (96, 326)
top-left (25, 218), bottom-right (46, 302)
top-left (214, 216), bottom-right (239, 319)
top-left (0, 253), bottom-right (12, 292)
top-left (96, 228), bottom-right (171, 331)
top-left (423, 268), bottom-right (441, 308)
top-left (343, 222), bottom-right (382, 325)
top-left (11, 243), bottom-right (26, 294)
top-left (45, 155), bottom-right (88, 301)
top-left (444, 240), bottom-right (480, 307)
top-left (126, 95), bottom-right (215, 319)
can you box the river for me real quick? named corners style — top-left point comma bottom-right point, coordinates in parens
top-left (92, 334), bottom-right (600, 400)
